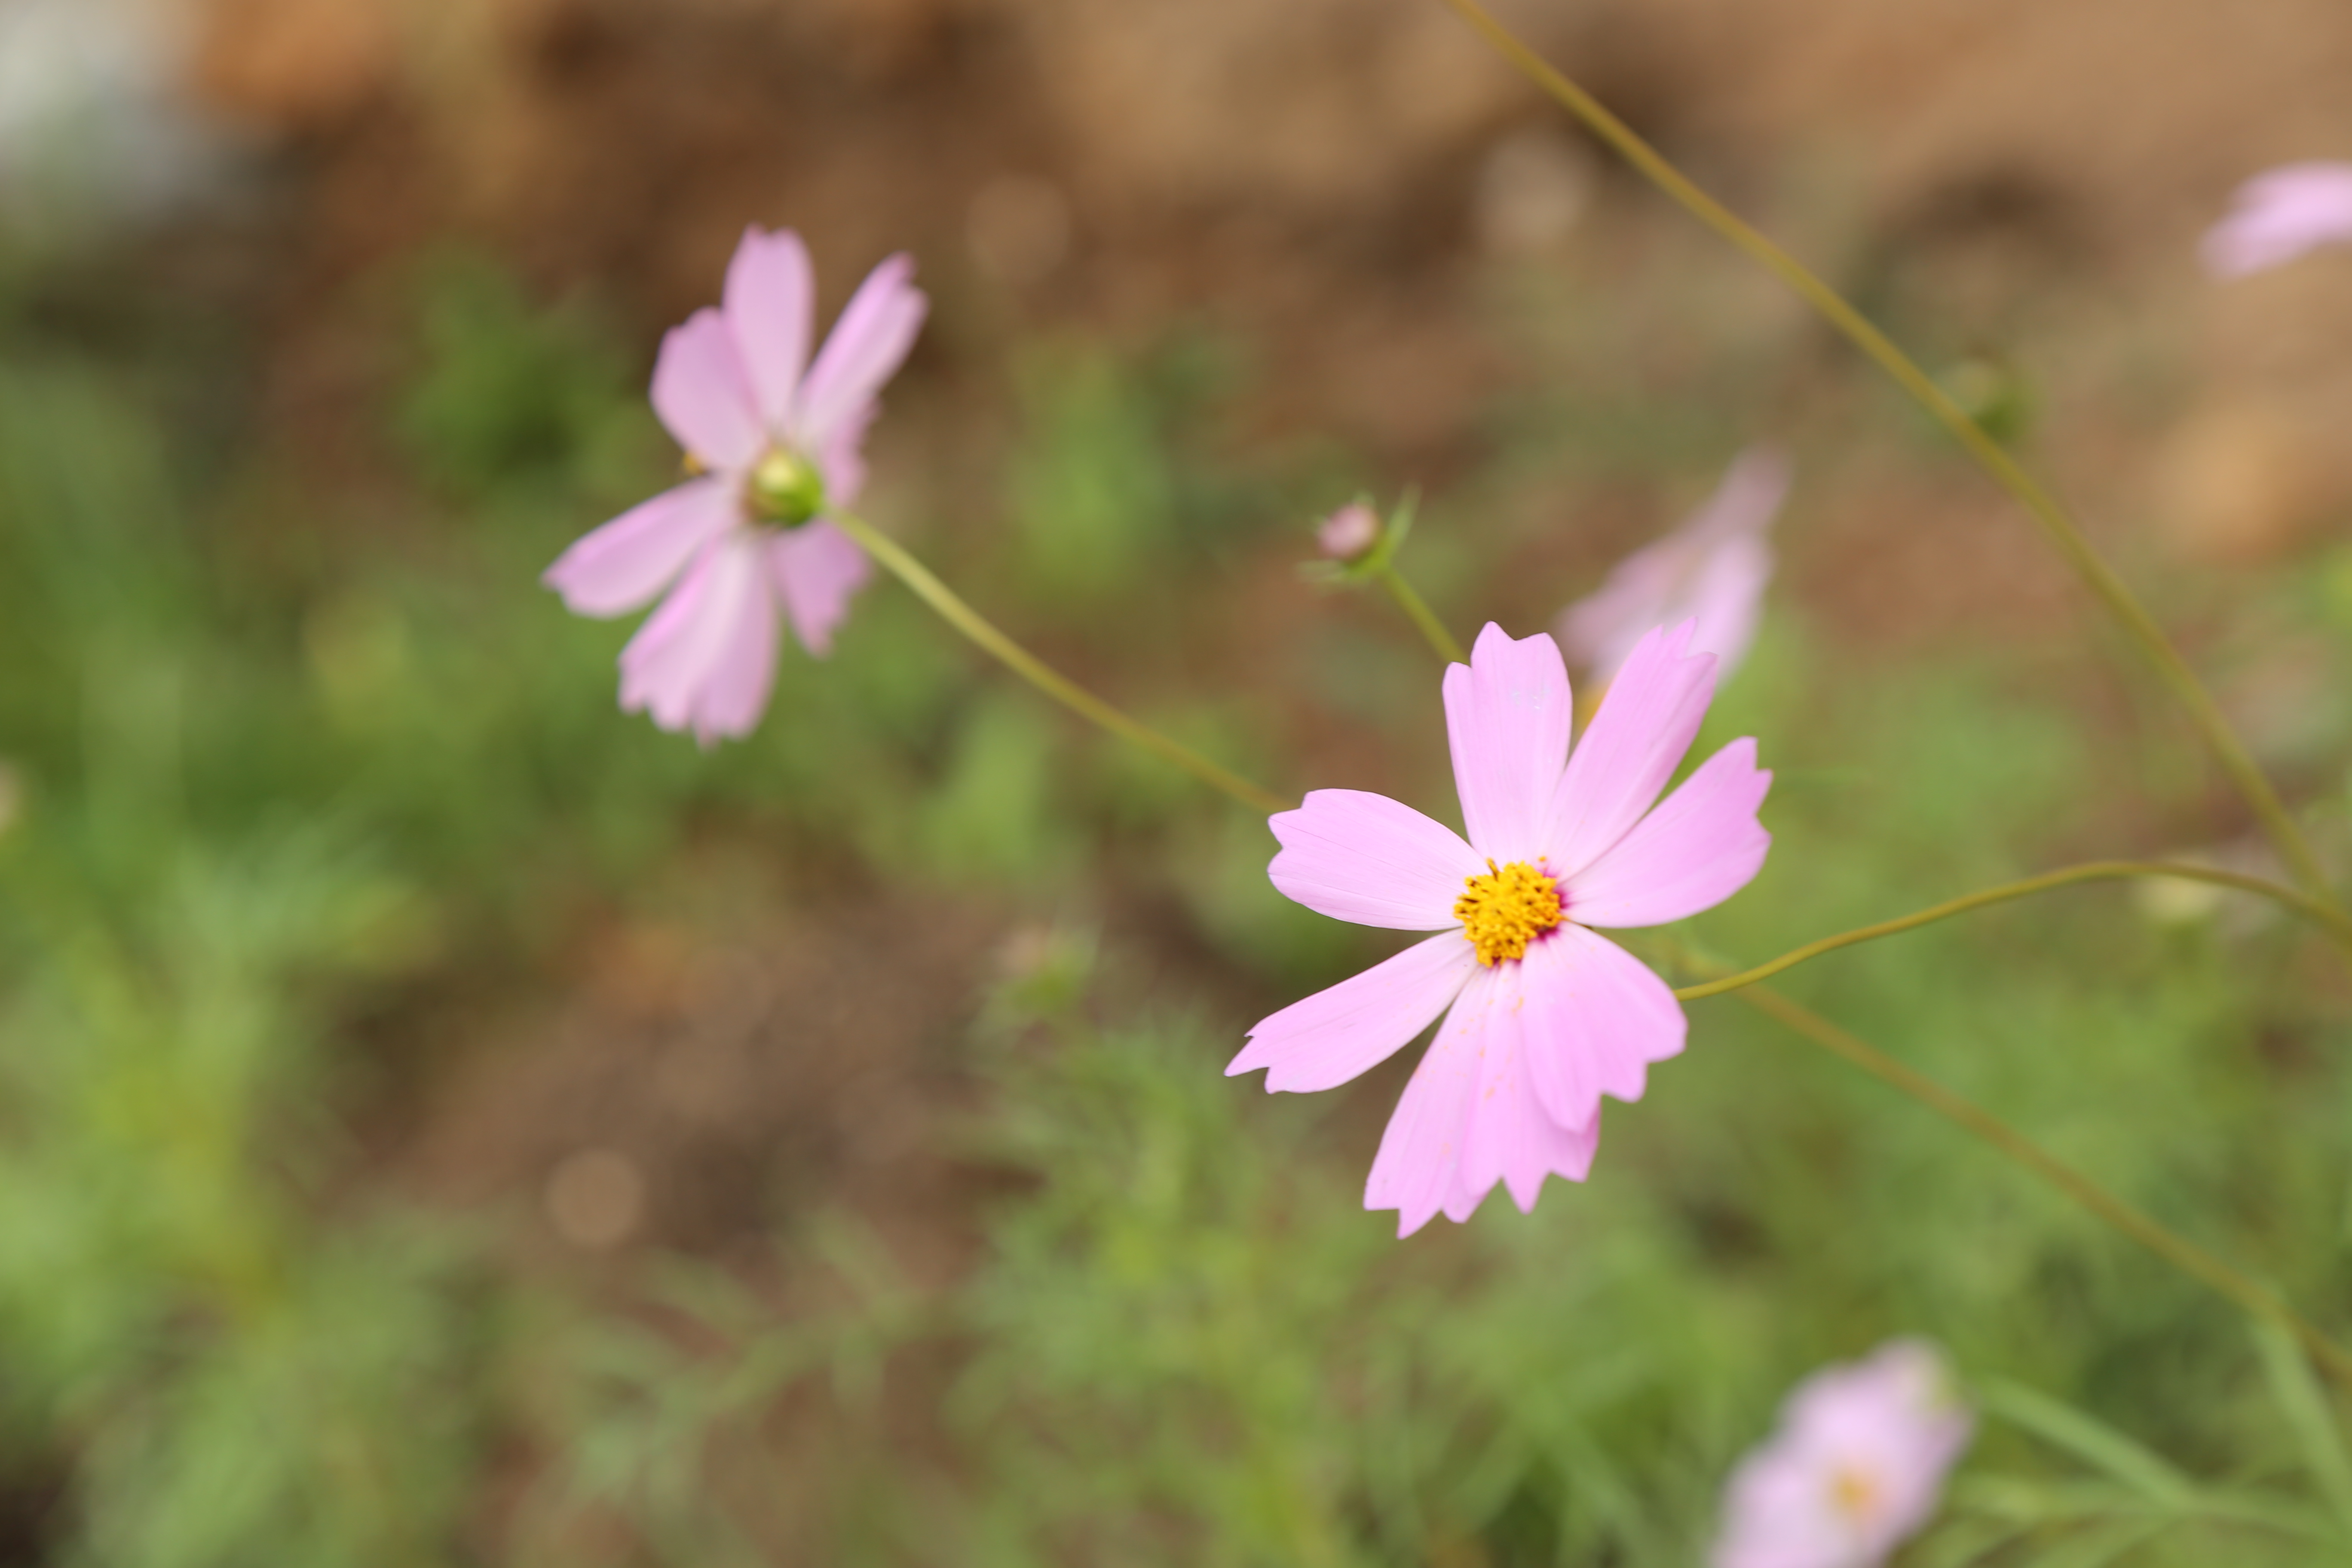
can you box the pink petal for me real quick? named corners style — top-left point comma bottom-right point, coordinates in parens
top-left (1547, 621), bottom-right (1716, 880)
top-left (1364, 962), bottom-right (1499, 1237)
top-left (617, 539), bottom-right (726, 729)
top-left (2202, 162), bottom-right (2352, 278)
top-left (1684, 446), bottom-right (1793, 552)
top-left (1519, 925), bottom-right (1686, 1133)
top-left (1566, 738), bottom-right (1771, 928)
top-left (683, 541), bottom-right (781, 744)
top-left (1443, 623), bottom-right (1574, 863)
top-left (1229, 931), bottom-right (1476, 1094)
top-left (542, 477), bottom-right (739, 616)
top-left (723, 227), bottom-right (815, 435)
top-left (1788, 1342), bottom-right (1968, 1461)
top-left (1456, 963), bottom-right (1602, 1214)
top-left (619, 530), bottom-right (762, 737)
top-left (1556, 546), bottom-right (1680, 690)
top-left (769, 521), bottom-right (871, 657)
top-left (1712, 1445), bottom-right (1857, 1568)
top-left (1681, 534), bottom-right (1772, 681)
top-left (818, 395), bottom-right (878, 511)
top-left (795, 254), bottom-right (928, 452)
top-left (651, 308), bottom-right (764, 472)
top-left (1558, 448), bottom-right (1787, 688)
top-left (1268, 789), bottom-right (1485, 930)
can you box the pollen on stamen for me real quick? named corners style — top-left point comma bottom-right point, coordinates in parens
top-left (1453, 858), bottom-right (1563, 966)
top-left (1828, 1464), bottom-right (1883, 1522)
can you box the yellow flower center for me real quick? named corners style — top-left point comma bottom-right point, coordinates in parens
top-left (746, 447), bottom-right (826, 527)
top-left (1454, 858), bottom-right (1562, 966)
top-left (1828, 1464), bottom-right (1882, 1522)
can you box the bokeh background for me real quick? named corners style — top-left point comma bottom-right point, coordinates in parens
top-left (5, 0), bottom-right (2352, 1562)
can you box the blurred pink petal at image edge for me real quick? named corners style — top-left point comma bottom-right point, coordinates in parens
top-left (1557, 446), bottom-right (1790, 690)
top-left (2202, 162), bottom-right (2352, 278)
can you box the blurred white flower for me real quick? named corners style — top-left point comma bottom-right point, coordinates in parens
top-left (2135, 836), bottom-right (2286, 937)
top-left (1557, 446), bottom-right (1790, 689)
top-left (0, 0), bottom-right (220, 226)
top-left (1475, 126), bottom-right (1594, 256)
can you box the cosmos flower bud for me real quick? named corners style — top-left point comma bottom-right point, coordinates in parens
top-left (747, 447), bottom-right (827, 527)
top-left (1316, 502), bottom-right (1382, 561)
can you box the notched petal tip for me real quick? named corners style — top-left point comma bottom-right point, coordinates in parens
top-left (1446, 623), bottom-right (1574, 862)
top-left (1566, 735), bottom-right (1772, 929)
top-left (724, 226), bottom-right (818, 432)
top-left (1548, 618), bottom-right (1720, 878)
top-left (1388, 1206), bottom-right (1438, 1240)
top-left (1519, 927), bottom-right (1686, 1130)
top-left (795, 253), bottom-right (931, 450)
top-left (1654, 616), bottom-right (1704, 663)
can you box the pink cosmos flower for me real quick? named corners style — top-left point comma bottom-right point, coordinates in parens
top-left (2202, 162), bottom-right (2352, 279)
top-left (1229, 620), bottom-right (1771, 1236)
top-left (1712, 1340), bottom-right (1974, 1568)
top-left (544, 227), bottom-right (928, 743)
top-left (1317, 502), bottom-right (1382, 561)
top-left (1557, 447), bottom-right (1789, 690)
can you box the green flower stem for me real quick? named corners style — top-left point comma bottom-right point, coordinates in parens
top-left (1436, 0), bottom-right (2335, 911)
top-left (1731, 980), bottom-right (2352, 1392)
top-left (1371, 560), bottom-right (1470, 665)
top-left (831, 511), bottom-right (1292, 815)
top-left (1675, 860), bottom-right (2352, 1001)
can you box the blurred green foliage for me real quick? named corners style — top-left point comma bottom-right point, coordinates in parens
top-left (1, 229), bottom-right (2351, 1568)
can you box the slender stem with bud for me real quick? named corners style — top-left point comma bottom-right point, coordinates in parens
top-left (831, 511), bottom-right (1292, 815)
top-left (1372, 562), bottom-right (1469, 665)
top-left (1675, 860), bottom-right (2352, 1001)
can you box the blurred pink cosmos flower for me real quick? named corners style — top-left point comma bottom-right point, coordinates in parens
top-left (1557, 447), bottom-right (1790, 690)
top-left (1712, 1340), bottom-right (1973, 1568)
top-left (1229, 621), bottom-right (1770, 1236)
top-left (2202, 162), bottom-right (2352, 278)
top-left (545, 227), bottom-right (928, 743)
